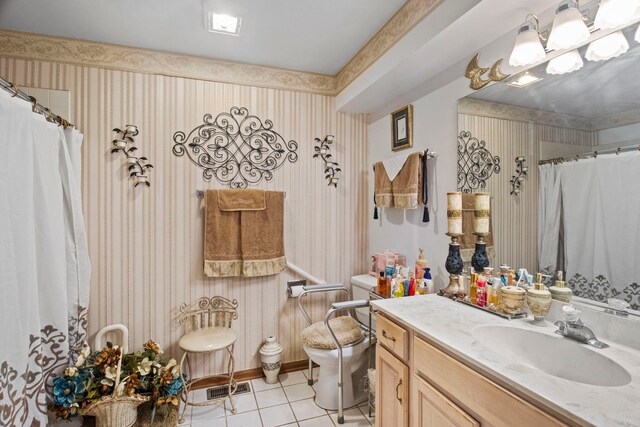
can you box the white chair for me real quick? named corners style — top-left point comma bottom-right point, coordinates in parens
top-left (177, 296), bottom-right (239, 423)
top-left (298, 284), bottom-right (373, 425)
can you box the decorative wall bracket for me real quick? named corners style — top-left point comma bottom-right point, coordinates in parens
top-left (172, 107), bottom-right (298, 188)
top-left (510, 156), bottom-right (528, 196)
top-left (464, 53), bottom-right (510, 90)
top-left (457, 131), bottom-right (501, 194)
top-left (111, 125), bottom-right (153, 187)
top-left (313, 135), bottom-right (341, 187)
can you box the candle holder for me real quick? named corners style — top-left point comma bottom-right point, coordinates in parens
top-left (441, 232), bottom-right (465, 297)
top-left (471, 232), bottom-right (490, 272)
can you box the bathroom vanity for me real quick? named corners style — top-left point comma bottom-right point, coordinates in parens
top-left (372, 295), bottom-right (640, 427)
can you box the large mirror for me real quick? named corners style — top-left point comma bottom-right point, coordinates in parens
top-left (457, 23), bottom-right (640, 311)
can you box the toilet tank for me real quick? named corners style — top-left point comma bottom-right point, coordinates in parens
top-left (351, 274), bottom-right (377, 329)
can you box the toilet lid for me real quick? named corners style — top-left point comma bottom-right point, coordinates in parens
top-left (301, 316), bottom-right (363, 350)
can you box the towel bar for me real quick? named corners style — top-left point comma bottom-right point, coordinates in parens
top-left (196, 189), bottom-right (286, 198)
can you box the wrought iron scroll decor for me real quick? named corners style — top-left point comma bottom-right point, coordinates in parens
top-left (111, 125), bottom-right (153, 187)
top-left (510, 156), bottom-right (528, 196)
top-left (172, 107), bottom-right (298, 188)
top-left (457, 130), bottom-right (501, 194)
top-left (313, 135), bottom-right (341, 187)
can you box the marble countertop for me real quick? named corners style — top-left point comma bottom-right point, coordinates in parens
top-left (372, 295), bottom-right (640, 427)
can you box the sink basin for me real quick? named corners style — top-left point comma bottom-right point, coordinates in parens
top-left (472, 325), bottom-right (631, 387)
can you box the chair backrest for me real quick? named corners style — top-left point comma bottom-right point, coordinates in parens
top-left (179, 296), bottom-right (238, 332)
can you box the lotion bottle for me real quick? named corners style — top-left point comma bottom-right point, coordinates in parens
top-left (415, 248), bottom-right (428, 280)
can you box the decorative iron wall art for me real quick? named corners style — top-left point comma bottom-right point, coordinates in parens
top-left (111, 125), bottom-right (153, 187)
top-left (313, 135), bottom-right (341, 187)
top-left (457, 130), bottom-right (501, 194)
top-left (172, 107), bottom-right (298, 188)
top-left (510, 156), bottom-right (528, 195)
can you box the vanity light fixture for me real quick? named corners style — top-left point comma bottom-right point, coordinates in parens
top-left (547, 0), bottom-right (590, 51)
top-left (585, 30), bottom-right (629, 61)
top-left (208, 12), bottom-right (242, 36)
top-left (509, 14), bottom-right (546, 67)
top-left (506, 72), bottom-right (543, 88)
top-left (635, 23), bottom-right (640, 43)
top-left (594, 0), bottom-right (640, 30)
top-left (546, 49), bottom-right (584, 74)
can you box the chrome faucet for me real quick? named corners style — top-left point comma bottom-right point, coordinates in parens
top-left (554, 319), bottom-right (609, 349)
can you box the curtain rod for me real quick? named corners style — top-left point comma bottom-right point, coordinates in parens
top-left (0, 76), bottom-right (74, 129)
top-left (538, 144), bottom-right (640, 165)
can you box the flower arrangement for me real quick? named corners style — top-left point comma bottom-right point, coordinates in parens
top-left (51, 339), bottom-right (184, 422)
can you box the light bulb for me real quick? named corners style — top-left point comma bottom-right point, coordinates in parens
top-left (594, 0), bottom-right (640, 30)
top-left (547, 1), bottom-right (590, 51)
top-left (546, 50), bottom-right (584, 74)
top-left (509, 17), bottom-right (546, 67)
top-left (585, 31), bottom-right (629, 62)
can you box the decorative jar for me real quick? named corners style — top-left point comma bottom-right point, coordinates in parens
top-left (259, 336), bottom-right (283, 384)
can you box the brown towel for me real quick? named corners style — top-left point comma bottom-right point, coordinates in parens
top-left (373, 152), bottom-right (423, 209)
top-left (204, 190), bottom-right (286, 277)
top-left (218, 189), bottom-right (266, 211)
top-left (460, 194), bottom-right (495, 263)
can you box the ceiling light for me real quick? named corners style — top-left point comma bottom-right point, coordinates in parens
top-left (546, 49), bottom-right (584, 74)
top-left (208, 12), bottom-right (242, 36)
top-left (509, 15), bottom-right (546, 67)
top-left (507, 72), bottom-right (543, 88)
top-left (585, 30), bottom-right (629, 61)
top-left (594, 0), bottom-right (640, 30)
top-left (547, 0), bottom-right (590, 51)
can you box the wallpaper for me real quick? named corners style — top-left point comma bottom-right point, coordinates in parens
top-left (0, 57), bottom-right (369, 378)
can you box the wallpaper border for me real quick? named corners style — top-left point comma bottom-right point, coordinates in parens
top-left (0, 29), bottom-right (335, 95)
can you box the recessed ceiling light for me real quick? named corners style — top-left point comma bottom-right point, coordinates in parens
top-left (208, 12), bottom-right (242, 36)
top-left (507, 72), bottom-right (543, 88)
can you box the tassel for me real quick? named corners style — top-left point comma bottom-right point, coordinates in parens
top-left (373, 206), bottom-right (379, 220)
top-left (423, 206), bottom-right (430, 223)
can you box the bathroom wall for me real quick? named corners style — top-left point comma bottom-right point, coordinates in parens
top-left (458, 100), bottom-right (596, 271)
top-left (0, 57), bottom-right (369, 376)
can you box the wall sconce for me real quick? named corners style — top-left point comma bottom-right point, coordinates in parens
top-left (509, 14), bottom-right (546, 67)
top-left (547, 0), bottom-right (590, 51)
top-left (546, 49), bottom-right (584, 74)
top-left (111, 125), bottom-right (153, 187)
top-left (594, 0), bottom-right (640, 30)
top-left (313, 135), bottom-right (341, 187)
top-left (585, 30), bottom-right (629, 61)
top-left (510, 156), bottom-right (528, 196)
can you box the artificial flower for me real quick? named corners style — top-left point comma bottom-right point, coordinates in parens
top-left (124, 373), bottom-right (141, 396)
top-left (163, 377), bottom-right (184, 397)
top-left (53, 376), bottom-right (84, 407)
top-left (159, 369), bottom-right (173, 386)
top-left (137, 357), bottom-right (160, 376)
top-left (162, 358), bottom-right (180, 377)
top-left (144, 339), bottom-right (163, 354)
top-left (64, 367), bottom-right (78, 377)
top-left (94, 346), bottom-right (120, 372)
top-left (156, 395), bottom-right (179, 407)
top-left (74, 346), bottom-right (91, 367)
top-left (100, 366), bottom-right (118, 387)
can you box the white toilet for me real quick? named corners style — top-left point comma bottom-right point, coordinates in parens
top-left (302, 326), bottom-right (372, 410)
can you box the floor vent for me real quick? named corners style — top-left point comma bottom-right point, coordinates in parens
top-left (207, 381), bottom-right (251, 400)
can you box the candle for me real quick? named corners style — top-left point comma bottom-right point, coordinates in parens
top-left (126, 156), bottom-right (138, 164)
top-left (447, 192), bottom-right (463, 235)
top-left (125, 124), bottom-right (138, 134)
top-left (113, 139), bottom-right (127, 149)
top-left (474, 192), bottom-right (491, 234)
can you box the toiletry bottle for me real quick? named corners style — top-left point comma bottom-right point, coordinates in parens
top-left (385, 274), bottom-right (392, 298)
top-left (424, 268), bottom-right (434, 294)
top-left (415, 248), bottom-right (428, 280)
top-left (377, 271), bottom-right (386, 296)
top-left (491, 277), bottom-right (502, 308)
top-left (549, 271), bottom-right (572, 303)
top-left (404, 277), bottom-right (411, 296)
top-left (477, 280), bottom-right (486, 307)
top-left (483, 268), bottom-right (494, 305)
top-left (469, 272), bottom-right (478, 305)
top-left (408, 277), bottom-right (416, 296)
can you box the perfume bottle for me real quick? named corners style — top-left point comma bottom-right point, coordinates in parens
top-left (477, 276), bottom-right (487, 307)
top-left (469, 272), bottom-right (479, 305)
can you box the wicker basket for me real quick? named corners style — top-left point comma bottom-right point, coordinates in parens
top-left (83, 347), bottom-right (149, 427)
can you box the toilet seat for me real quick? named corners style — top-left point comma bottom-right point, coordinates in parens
top-left (300, 315), bottom-right (363, 350)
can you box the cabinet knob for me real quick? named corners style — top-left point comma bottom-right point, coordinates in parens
top-left (382, 330), bottom-right (396, 342)
top-left (396, 378), bottom-right (403, 404)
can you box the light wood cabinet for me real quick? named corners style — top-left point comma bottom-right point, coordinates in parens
top-left (375, 345), bottom-right (409, 427)
top-left (375, 313), bottom-right (572, 427)
top-left (412, 374), bottom-right (479, 427)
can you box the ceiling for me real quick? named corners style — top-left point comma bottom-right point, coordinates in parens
top-left (0, 0), bottom-right (405, 75)
top-left (468, 24), bottom-right (640, 121)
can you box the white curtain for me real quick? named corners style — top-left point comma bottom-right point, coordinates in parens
top-left (538, 163), bottom-right (563, 275)
top-left (0, 90), bottom-right (90, 426)
top-left (540, 152), bottom-right (640, 309)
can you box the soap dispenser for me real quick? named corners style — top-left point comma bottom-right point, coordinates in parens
top-left (415, 248), bottom-right (428, 279)
top-left (527, 273), bottom-right (552, 324)
top-left (549, 271), bottom-right (572, 303)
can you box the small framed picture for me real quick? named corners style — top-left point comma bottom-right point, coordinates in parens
top-left (391, 104), bottom-right (413, 152)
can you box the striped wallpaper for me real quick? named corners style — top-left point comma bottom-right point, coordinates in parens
top-left (0, 57), bottom-right (369, 377)
top-left (458, 112), bottom-right (595, 272)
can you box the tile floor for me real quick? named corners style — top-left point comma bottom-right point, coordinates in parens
top-left (183, 368), bottom-right (373, 427)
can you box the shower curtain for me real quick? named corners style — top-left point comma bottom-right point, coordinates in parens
top-left (0, 90), bottom-right (90, 425)
top-left (539, 151), bottom-right (640, 310)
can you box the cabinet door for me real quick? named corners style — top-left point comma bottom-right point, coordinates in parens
top-left (412, 375), bottom-right (479, 427)
top-left (376, 345), bottom-right (409, 427)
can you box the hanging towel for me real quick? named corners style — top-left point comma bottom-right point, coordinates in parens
top-left (204, 189), bottom-right (286, 277)
top-left (374, 162), bottom-right (394, 208)
top-left (460, 194), bottom-right (495, 263)
top-left (373, 152), bottom-right (425, 214)
top-left (381, 152), bottom-right (411, 182)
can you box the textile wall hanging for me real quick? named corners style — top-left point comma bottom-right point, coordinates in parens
top-left (172, 107), bottom-right (298, 188)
